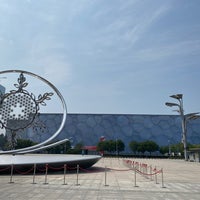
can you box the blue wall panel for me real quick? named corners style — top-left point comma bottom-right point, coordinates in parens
top-left (25, 113), bottom-right (200, 153)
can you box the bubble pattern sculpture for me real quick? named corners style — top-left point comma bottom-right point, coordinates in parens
top-left (0, 70), bottom-right (67, 154)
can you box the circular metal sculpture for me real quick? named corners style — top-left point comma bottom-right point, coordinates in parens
top-left (0, 70), bottom-right (101, 171)
top-left (0, 70), bottom-right (67, 154)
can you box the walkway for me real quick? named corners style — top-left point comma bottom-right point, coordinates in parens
top-left (0, 157), bottom-right (200, 200)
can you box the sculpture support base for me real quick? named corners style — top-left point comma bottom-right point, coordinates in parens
top-left (0, 154), bottom-right (101, 173)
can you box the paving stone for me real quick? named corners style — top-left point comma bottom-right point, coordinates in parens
top-left (0, 157), bottom-right (200, 200)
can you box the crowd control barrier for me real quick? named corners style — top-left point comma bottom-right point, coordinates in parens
top-left (0, 158), bottom-right (165, 188)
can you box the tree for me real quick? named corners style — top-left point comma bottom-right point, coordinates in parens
top-left (143, 140), bottom-right (159, 154)
top-left (129, 140), bottom-right (139, 154)
top-left (129, 140), bottom-right (159, 155)
top-left (170, 142), bottom-right (184, 155)
top-left (188, 143), bottom-right (200, 148)
top-left (67, 142), bottom-right (83, 154)
top-left (0, 134), bottom-right (7, 150)
top-left (97, 141), bottom-right (107, 152)
top-left (115, 139), bottom-right (125, 155)
top-left (159, 142), bottom-right (190, 156)
top-left (15, 138), bottom-right (37, 149)
top-left (97, 139), bottom-right (125, 155)
top-left (97, 140), bottom-right (114, 153)
top-left (137, 142), bottom-right (146, 154)
top-left (108, 140), bottom-right (115, 153)
top-left (48, 140), bottom-right (71, 154)
top-left (159, 146), bottom-right (169, 155)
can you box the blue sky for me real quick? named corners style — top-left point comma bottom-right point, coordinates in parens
top-left (0, 0), bottom-right (200, 115)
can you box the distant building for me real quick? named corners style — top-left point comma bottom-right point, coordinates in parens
top-left (82, 146), bottom-right (97, 155)
top-left (188, 148), bottom-right (200, 162)
top-left (19, 113), bottom-right (200, 154)
top-left (0, 84), bottom-right (5, 94)
top-left (0, 84), bottom-right (6, 135)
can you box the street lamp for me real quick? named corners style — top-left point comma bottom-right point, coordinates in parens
top-left (116, 138), bottom-right (118, 156)
top-left (165, 94), bottom-right (200, 161)
top-left (168, 139), bottom-right (171, 156)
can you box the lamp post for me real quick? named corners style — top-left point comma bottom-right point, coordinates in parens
top-left (168, 139), bottom-right (171, 156)
top-left (165, 94), bottom-right (200, 161)
top-left (115, 138), bottom-right (118, 156)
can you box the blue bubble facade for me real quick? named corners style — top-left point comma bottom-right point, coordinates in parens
top-left (25, 113), bottom-right (200, 153)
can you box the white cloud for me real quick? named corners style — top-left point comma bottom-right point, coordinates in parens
top-left (135, 40), bottom-right (200, 62)
top-left (122, 5), bottom-right (170, 47)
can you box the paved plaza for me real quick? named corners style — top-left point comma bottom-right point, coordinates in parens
top-left (0, 157), bottom-right (200, 200)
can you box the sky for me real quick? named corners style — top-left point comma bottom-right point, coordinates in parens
top-left (0, 0), bottom-right (200, 115)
